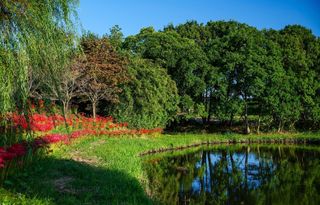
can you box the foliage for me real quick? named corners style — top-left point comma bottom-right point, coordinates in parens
top-left (109, 57), bottom-right (179, 129)
top-left (123, 28), bottom-right (209, 119)
top-left (1, 3), bottom-right (320, 135)
top-left (0, 0), bottom-right (78, 114)
top-left (106, 25), bottom-right (124, 50)
top-left (74, 33), bottom-right (128, 118)
top-left (122, 21), bottom-right (320, 132)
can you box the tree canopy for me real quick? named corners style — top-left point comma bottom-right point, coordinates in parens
top-left (0, 0), bottom-right (78, 113)
top-left (1, 7), bottom-right (319, 132)
top-left (120, 21), bottom-right (320, 131)
top-left (109, 57), bottom-right (179, 129)
top-left (74, 33), bottom-right (128, 118)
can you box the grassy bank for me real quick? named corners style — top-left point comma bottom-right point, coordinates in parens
top-left (0, 132), bottom-right (320, 204)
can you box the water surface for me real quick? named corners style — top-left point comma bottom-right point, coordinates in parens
top-left (143, 145), bottom-right (320, 205)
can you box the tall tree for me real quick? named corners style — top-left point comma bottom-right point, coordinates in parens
top-left (205, 22), bottom-right (268, 132)
top-left (124, 28), bottom-right (209, 119)
top-left (279, 26), bottom-right (320, 128)
top-left (75, 34), bottom-right (128, 118)
top-left (0, 0), bottom-right (78, 114)
top-left (107, 25), bottom-right (124, 50)
top-left (110, 57), bottom-right (179, 128)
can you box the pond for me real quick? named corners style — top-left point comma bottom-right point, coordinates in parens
top-left (143, 145), bottom-right (320, 205)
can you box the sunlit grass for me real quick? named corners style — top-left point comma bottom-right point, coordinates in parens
top-left (1, 132), bottom-right (319, 204)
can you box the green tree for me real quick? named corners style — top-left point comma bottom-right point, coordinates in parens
top-left (0, 0), bottom-right (78, 114)
top-left (205, 22), bottom-right (268, 132)
top-left (110, 57), bottom-right (179, 129)
top-left (107, 25), bottom-right (124, 50)
top-left (279, 26), bottom-right (320, 128)
top-left (124, 28), bottom-right (209, 119)
top-left (262, 26), bottom-right (320, 131)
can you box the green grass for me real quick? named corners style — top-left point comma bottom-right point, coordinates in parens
top-left (1, 132), bottom-right (320, 204)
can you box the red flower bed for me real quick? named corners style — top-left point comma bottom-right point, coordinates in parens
top-left (10, 113), bottom-right (117, 132)
top-left (0, 113), bottom-right (162, 169)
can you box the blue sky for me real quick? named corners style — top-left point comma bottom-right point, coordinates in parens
top-left (78, 0), bottom-right (320, 37)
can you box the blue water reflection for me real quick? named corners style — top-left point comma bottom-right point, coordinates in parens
top-left (143, 145), bottom-right (320, 205)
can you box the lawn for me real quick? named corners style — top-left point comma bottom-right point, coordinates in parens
top-left (0, 132), bottom-right (319, 205)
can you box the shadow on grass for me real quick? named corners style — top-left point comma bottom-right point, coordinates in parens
top-left (2, 157), bottom-right (152, 205)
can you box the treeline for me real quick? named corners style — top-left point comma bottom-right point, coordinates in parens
top-left (21, 21), bottom-right (320, 132)
top-left (25, 30), bottom-right (179, 129)
top-left (116, 21), bottom-right (320, 132)
top-left (2, 8), bottom-right (320, 133)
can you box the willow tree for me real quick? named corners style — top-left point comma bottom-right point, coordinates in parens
top-left (0, 0), bottom-right (78, 114)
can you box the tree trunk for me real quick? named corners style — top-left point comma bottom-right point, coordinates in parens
top-left (202, 117), bottom-right (207, 124)
top-left (207, 113), bottom-right (211, 124)
top-left (244, 100), bottom-right (250, 134)
top-left (207, 91), bottom-right (211, 124)
top-left (277, 120), bottom-right (282, 133)
top-left (92, 101), bottom-right (96, 119)
top-left (257, 115), bottom-right (261, 134)
top-left (62, 101), bottom-right (69, 119)
top-left (205, 89), bottom-right (211, 124)
top-left (229, 114), bottom-right (234, 128)
top-left (289, 121), bottom-right (295, 131)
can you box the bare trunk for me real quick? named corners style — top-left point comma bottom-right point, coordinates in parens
top-left (92, 101), bottom-right (96, 119)
top-left (257, 115), bottom-right (261, 134)
top-left (207, 91), bottom-right (211, 124)
top-left (202, 117), bottom-right (207, 124)
top-left (203, 88), bottom-right (210, 125)
top-left (277, 120), bottom-right (282, 133)
top-left (289, 121), bottom-right (295, 131)
top-left (244, 101), bottom-right (250, 134)
top-left (62, 101), bottom-right (68, 119)
top-left (229, 114), bottom-right (234, 127)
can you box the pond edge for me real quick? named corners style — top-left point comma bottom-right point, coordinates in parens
top-left (139, 138), bottom-right (320, 156)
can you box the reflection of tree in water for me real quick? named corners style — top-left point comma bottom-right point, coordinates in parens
top-left (143, 146), bottom-right (320, 205)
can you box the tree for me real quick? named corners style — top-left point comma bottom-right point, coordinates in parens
top-left (229, 28), bottom-right (267, 133)
top-left (43, 65), bottom-right (80, 117)
top-left (261, 26), bottom-right (320, 131)
top-left (278, 26), bottom-right (320, 128)
top-left (121, 20), bottom-right (320, 132)
top-left (26, 32), bottom-right (81, 117)
top-left (204, 22), bottom-right (268, 133)
top-left (107, 25), bottom-right (124, 50)
top-left (164, 20), bottom-right (210, 48)
top-left (123, 28), bottom-right (209, 119)
top-left (109, 57), bottom-right (179, 128)
top-left (75, 34), bottom-right (128, 118)
top-left (0, 0), bottom-right (78, 114)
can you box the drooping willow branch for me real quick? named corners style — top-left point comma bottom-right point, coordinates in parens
top-left (0, 0), bottom-right (79, 143)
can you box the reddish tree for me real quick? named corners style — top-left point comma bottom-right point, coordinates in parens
top-left (75, 34), bottom-right (128, 118)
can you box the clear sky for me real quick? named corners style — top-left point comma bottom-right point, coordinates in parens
top-left (78, 0), bottom-right (320, 37)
